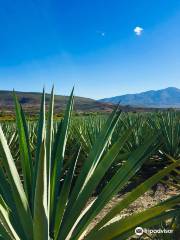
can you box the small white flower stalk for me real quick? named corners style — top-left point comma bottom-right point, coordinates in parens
top-left (0, 87), bottom-right (179, 240)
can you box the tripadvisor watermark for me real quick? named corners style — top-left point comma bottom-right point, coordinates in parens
top-left (135, 226), bottom-right (173, 236)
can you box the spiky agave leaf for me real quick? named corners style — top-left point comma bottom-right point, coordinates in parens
top-left (0, 88), bottom-right (179, 240)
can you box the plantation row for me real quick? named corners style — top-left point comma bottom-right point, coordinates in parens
top-left (2, 111), bottom-right (180, 181)
top-left (0, 88), bottom-right (179, 239)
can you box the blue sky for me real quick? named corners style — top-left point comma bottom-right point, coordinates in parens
top-left (0, 0), bottom-right (180, 99)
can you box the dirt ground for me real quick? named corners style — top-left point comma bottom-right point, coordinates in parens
top-left (84, 184), bottom-right (178, 239)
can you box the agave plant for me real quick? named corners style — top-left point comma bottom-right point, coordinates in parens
top-left (0, 88), bottom-right (179, 240)
top-left (71, 115), bottom-right (106, 154)
top-left (149, 111), bottom-right (180, 159)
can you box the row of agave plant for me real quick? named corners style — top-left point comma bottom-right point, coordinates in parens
top-left (0, 87), bottom-right (179, 239)
top-left (70, 111), bottom-right (180, 192)
top-left (3, 109), bottom-right (180, 168)
top-left (71, 111), bottom-right (180, 158)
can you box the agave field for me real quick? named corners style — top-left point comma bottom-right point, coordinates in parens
top-left (0, 88), bottom-right (179, 240)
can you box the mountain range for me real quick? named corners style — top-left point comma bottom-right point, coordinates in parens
top-left (0, 90), bottom-right (114, 114)
top-left (0, 87), bottom-right (179, 115)
top-left (99, 87), bottom-right (180, 108)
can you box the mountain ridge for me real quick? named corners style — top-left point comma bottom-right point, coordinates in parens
top-left (99, 87), bottom-right (180, 108)
top-left (0, 90), bottom-right (115, 113)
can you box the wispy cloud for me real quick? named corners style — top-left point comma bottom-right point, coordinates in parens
top-left (134, 26), bottom-right (143, 36)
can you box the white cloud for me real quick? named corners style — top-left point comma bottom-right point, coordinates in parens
top-left (96, 31), bottom-right (106, 37)
top-left (134, 26), bottom-right (143, 36)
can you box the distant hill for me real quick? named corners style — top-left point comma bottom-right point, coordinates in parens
top-left (0, 90), bottom-right (114, 114)
top-left (99, 87), bottom-right (180, 108)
